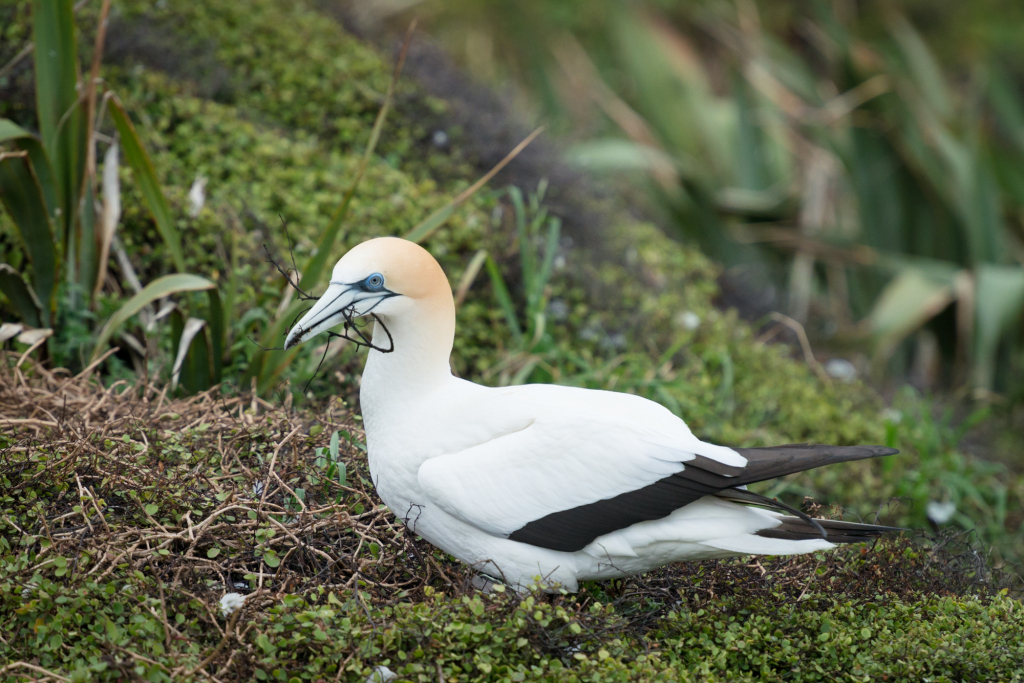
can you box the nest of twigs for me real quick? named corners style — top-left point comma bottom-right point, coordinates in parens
top-left (0, 352), bottom-right (470, 602)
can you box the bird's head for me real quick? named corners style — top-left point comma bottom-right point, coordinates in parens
top-left (283, 237), bottom-right (452, 351)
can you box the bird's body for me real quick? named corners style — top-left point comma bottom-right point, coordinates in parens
top-left (286, 237), bottom-right (898, 590)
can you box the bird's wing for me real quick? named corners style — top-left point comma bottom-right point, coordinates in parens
top-left (416, 384), bottom-right (749, 552)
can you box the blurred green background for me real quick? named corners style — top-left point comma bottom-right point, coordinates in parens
top-left (390, 0), bottom-right (1024, 397)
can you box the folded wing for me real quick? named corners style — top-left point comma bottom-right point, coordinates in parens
top-left (417, 385), bottom-right (897, 553)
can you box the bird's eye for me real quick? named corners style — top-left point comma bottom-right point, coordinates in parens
top-left (364, 273), bottom-right (385, 291)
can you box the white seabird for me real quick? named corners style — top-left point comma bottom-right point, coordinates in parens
top-left (284, 237), bottom-right (899, 591)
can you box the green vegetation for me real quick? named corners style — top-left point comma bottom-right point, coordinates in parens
top-left (1, 0), bottom-right (1023, 679)
top-left (418, 0), bottom-right (1024, 396)
top-left (1, 372), bottom-right (1020, 682)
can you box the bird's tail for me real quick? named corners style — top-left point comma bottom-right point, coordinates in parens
top-left (715, 485), bottom-right (904, 541)
top-left (756, 515), bottom-right (903, 544)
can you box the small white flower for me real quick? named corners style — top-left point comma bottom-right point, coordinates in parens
top-left (675, 311), bottom-right (701, 331)
top-left (365, 666), bottom-right (397, 683)
top-left (220, 592), bottom-right (246, 616)
top-left (926, 501), bottom-right (956, 525)
top-left (187, 175), bottom-right (207, 218)
top-left (825, 358), bottom-right (857, 382)
top-left (252, 481), bottom-right (265, 498)
top-left (431, 130), bottom-right (449, 147)
top-left (881, 408), bottom-right (903, 424)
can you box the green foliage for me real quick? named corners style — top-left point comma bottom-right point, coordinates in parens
top-left (107, 97), bottom-right (185, 273)
top-left (0, 125), bottom-right (58, 324)
top-left (0, 0), bottom-right (223, 383)
top-left (314, 430), bottom-right (348, 500)
top-left (0, 377), bottom-right (1021, 682)
top-left (482, 184), bottom-right (563, 374)
top-left (418, 0), bottom-right (1024, 394)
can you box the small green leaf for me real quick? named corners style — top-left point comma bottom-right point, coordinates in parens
top-left (262, 550), bottom-right (280, 568)
top-left (329, 430), bottom-right (340, 459)
top-left (144, 504), bottom-right (159, 516)
top-left (207, 548), bottom-right (221, 559)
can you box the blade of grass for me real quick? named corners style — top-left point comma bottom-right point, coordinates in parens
top-left (206, 288), bottom-right (224, 383)
top-left (33, 0), bottom-right (84, 247)
top-left (484, 254), bottom-right (523, 345)
top-left (108, 97), bottom-right (186, 272)
top-left (509, 187), bottom-right (533, 293)
top-left (973, 264), bottom-right (1024, 390)
top-left (0, 0), bottom-right (91, 82)
top-left (82, 0), bottom-right (112, 182)
top-left (868, 268), bottom-right (956, 364)
top-left (0, 120), bottom-right (58, 220)
top-left (405, 126), bottom-right (545, 244)
top-left (0, 151), bottom-right (58, 321)
top-left (90, 273), bottom-right (215, 362)
top-left (453, 248), bottom-right (488, 309)
top-left (171, 317), bottom-right (208, 392)
top-left (93, 141), bottom-right (120, 301)
top-left (531, 216), bottom-right (561, 314)
top-left (0, 264), bottom-right (43, 327)
top-left (77, 179), bottom-right (98, 301)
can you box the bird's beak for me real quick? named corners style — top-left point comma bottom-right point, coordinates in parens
top-left (283, 282), bottom-right (390, 350)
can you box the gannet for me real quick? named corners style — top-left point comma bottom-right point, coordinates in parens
top-left (284, 237), bottom-right (899, 591)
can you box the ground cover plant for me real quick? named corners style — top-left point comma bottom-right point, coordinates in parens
top-left (1, 364), bottom-right (1022, 682)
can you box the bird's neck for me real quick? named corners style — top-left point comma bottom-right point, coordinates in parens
top-left (360, 294), bottom-right (456, 407)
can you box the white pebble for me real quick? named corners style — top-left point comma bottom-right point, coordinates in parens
top-left (675, 311), bottom-right (701, 331)
top-left (824, 358), bottom-right (857, 382)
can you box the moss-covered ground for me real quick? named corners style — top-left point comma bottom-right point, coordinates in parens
top-left (1, 0), bottom-right (1024, 679)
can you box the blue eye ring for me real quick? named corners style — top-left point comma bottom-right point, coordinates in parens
top-left (364, 273), bottom-right (385, 291)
